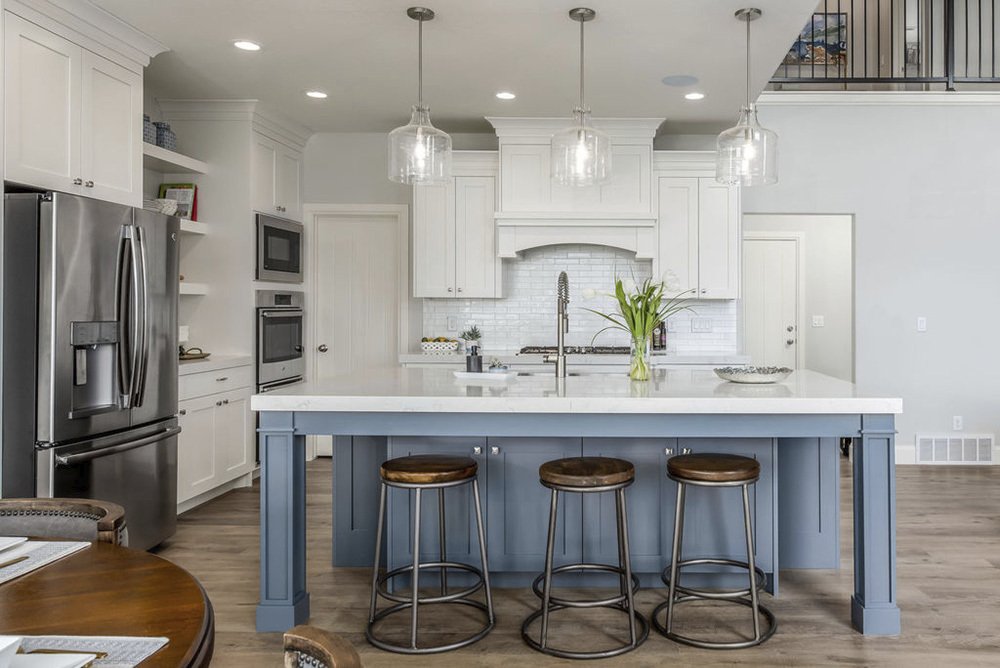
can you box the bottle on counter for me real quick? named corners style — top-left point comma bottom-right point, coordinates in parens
top-left (466, 345), bottom-right (483, 372)
top-left (652, 322), bottom-right (665, 351)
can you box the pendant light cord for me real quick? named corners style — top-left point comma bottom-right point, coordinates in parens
top-left (745, 16), bottom-right (751, 108)
top-left (579, 17), bottom-right (586, 110)
top-left (417, 16), bottom-right (424, 108)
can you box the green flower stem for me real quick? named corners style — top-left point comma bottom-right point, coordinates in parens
top-left (630, 335), bottom-right (651, 381)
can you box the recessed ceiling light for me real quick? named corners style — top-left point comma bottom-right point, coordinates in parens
top-left (496, 91), bottom-right (516, 100)
top-left (684, 92), bottom-right (706, 100)
top-left (306, 90), bottom-right (328, 99)
top-left (662, 74), bottom-right (699, 87)
top-left (233, 40), bottom-right (261, 51)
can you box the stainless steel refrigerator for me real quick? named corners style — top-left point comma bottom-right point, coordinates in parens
top-left (1, 192), bottom-right (180, 550)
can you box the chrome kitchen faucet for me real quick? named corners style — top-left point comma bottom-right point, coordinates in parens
top-left (544, 272), bottom-right (570, 378)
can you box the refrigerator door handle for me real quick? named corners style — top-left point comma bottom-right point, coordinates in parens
top-left (115, 226), bottom-right (135, 408)
top-left (132, 226), bottom-right (150, 407)
top-left (53, 425), bottom-right (181, 466)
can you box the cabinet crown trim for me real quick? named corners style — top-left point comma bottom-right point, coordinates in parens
top-left (157, 99), bottom-right (312, 149)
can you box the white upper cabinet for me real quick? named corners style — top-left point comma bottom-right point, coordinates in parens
top-left (656, 175), bottom-right (740, 300)
top-left (412, 152), bottom-right (501, 299)
top-left (3, 12), bottom-right (142, 206)
top-left (252, 131), bottom-right (302, 220)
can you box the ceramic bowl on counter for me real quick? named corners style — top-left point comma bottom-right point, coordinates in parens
top-left (713, 366), bottom-right (792, 384)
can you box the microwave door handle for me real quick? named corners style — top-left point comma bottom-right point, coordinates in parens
top-left (115, 227), bottom-right (134, 407)
top-left (132, 226), bottom-right (150, 407)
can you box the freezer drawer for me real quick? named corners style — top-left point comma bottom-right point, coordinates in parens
top-left (38, 420), bottom-right (180, 550)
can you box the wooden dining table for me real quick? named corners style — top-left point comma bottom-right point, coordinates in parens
top-left (0, 542), bottom-right (214, 667)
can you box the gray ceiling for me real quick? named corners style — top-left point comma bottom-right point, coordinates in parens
top-left (93, 0), bottom-right (818, 135)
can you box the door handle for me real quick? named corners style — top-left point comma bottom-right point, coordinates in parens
top-left (317, 344), bottom-right (329, 352)
top-left (55, 426), bottom-right (182, 466)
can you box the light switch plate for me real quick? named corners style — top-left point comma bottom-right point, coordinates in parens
top-left (916, 316), bottom-right (927, 332)
top-left (447, 316), bottom-right (458, 331)
top-left (691, 318), bottom-right (713, 333)
top-left (666, 319), bottom-right (678, 333)
top-left (811, 315), bottom-right (825, 327)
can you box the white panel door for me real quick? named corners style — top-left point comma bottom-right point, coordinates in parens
top-left (500, 144), bottom-right (550, 211)
top-left (3, 13), bottom-right (82, 192)
top-left (454, 176), bottom-right (497, 298)
top-left (216, 388), bottom-right (252, 478)
top-left (80, 50), bottom-right (141, 206)
top-left (275, 146), bottom-right (302, 220)
top-left (252, 133), bottom-right (278, 213)
top-left (177, 395), bottom-right (218, 503)
top-left (412, 182), bottom-right (456, 297)
top-left (314, 212), bottom-right (402, 380)
top-left (743, 238), bottom-right (798, 368)
top-left (656, 177), bottom-right (699, 296)
top-left (698, 180), bottom-right (740, 299)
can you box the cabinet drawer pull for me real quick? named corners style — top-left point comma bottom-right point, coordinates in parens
top-left (84, 180), bottom-right (94, 188)
top-left (216, 376), bottom-right (228, 382)
top-left (72, 178), bottom-right (83, 185)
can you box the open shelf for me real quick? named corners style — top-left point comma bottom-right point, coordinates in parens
top-left (179, 220), bottom-right (209, 235)
top-left (143, 143), bottom-right (208, 174)
top-left (179, 282), bottom-right (209, 296)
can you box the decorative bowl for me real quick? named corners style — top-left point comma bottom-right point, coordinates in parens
top-left (421, 341), bottom-right (459, 354)
top-left (713, 366), bottom-right (792, 384)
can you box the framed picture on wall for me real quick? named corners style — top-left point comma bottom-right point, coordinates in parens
top-left (783, 13), bottom-right (847, 68)
top-left (158, 183), bottom-right (198, 220)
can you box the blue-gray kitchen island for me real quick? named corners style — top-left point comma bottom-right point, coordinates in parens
top-left (251, 367), bottom-right (902, 636)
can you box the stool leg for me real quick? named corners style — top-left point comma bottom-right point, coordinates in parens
top-left (666, 481), bottom-right (687, 633)
top-left (615, 491), bottom-right (627, 602)
top-left (617, 488), bottom-right (638, 646)
top-left (410, 488), bottom-right (423, 650)
top-left (368, 482), bottom-right (388, 624)
top-left (472, 478), bottom-right (495, 624)
top-left (438, 488), bottom-right (448, 596)
top-left (741, 482), bottom-right (762, 641)
top-left (539, 488), bottom-right (559, 650)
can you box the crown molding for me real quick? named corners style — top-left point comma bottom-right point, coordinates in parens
top-left (157, 100), bottom-right (313, 149)
top-left (758, 91), bottom-right (1000, 106)
top-left (6, 0), bottom-right (168, 68)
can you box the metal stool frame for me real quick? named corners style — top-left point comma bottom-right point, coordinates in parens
top-left (366, 475), bottom-right (495, 654)
top-left (651, 472), bottom-right (777, 649)
top-left (521, 478), bottom-right (649, 660)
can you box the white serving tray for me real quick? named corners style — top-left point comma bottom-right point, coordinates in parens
top-left (453, 371), bottom-right (517, 382)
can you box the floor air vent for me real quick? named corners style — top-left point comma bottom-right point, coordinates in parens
top-left (916, 435), bottom-right (994, 464)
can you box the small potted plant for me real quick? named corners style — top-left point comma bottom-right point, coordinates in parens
top-left (584, 275), bottom-right (693, 381)
top-left (459, 324), bottom-right (482, 351)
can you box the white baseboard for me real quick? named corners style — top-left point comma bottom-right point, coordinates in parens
top-left (177, 472), bottom-right (254, 515)
top-left (895, 443), bottom-right (917, 465)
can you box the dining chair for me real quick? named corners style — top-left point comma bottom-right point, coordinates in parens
top-left (284, 625), bottom-right (362, 668)
top-left (0, 498), bottom-right (128, 546)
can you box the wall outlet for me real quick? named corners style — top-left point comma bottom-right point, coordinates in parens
top-left (811, 315), bottom-right (825, 327)
top-left (916, 316), bottom-right (927, 332)
top-left (447, 316), bottom-right (458, 331)
top-left (691, 318), bottom-right (713, 333)
top-left (953, 416), bottom-right (964, 431)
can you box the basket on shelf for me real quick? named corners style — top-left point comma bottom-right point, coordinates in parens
top-left (421, 341), bottom-right (459, 354)
top-left (143, 115), bottom-right (156, 144)
top-left (153, 122), bottom-right (177, 151)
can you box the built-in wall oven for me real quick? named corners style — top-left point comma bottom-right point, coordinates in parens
top-left (256, 290), bottom-right (304, 392)
top-left (256, 213), bottom-right (303, 283)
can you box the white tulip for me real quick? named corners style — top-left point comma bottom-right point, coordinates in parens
top-left (622, 278), bottom-right (638, 294)
top-left (661, 270), bottom-right (682, 293)
top-left (581, 287), bottom-right (598, 300)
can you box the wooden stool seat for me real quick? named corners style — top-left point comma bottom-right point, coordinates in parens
top-left (380, 454), bottom-right (478, 485)
top-left (667, 453), bottom-right (760, 484)
top-left (539, 457), bottom-right (635, 488)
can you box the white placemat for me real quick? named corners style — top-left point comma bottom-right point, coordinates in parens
top-left (18, 637), bottom-right (168, 668)
top-left (0, 542), bottom-right (89, 585)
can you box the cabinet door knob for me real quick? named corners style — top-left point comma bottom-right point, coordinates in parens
top-left (216, 376), bottom-right (228, 382)
top-left (682, 447), bottom-right (692, 455)
top-left (490, 446), bottom-right (500, 455)
top-left (84, 180), bottom-right (94, 188)
top-left (447, 287), bottom-right (453, 292)
top-left (700, 289), bottom-right (707, 294)
top-left (786, 339), bottom-right (795, 346)
top-left (473, 446), bottom-right (482, 455)
top-left (222, 399), bottom-right (229, 404)
top-left (178, 409), bottom-right (187, 416)
top-left (318, 344), bottom-right (329, 352)
top-left (457, 287), bottom-right (463, 293)
top-left (664, 447), bottom-right (673, 456)
top-left (216, 400), bottom-right (222, 406)
top-left (72, 178), bottom-right (83, 185)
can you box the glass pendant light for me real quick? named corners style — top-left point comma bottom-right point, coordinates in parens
top-left (716, 7), bottom-right (778, 186)
top-left (551, 7), bottom-right (612, 187)
top-left (388, 7), bottom-right (452, 185)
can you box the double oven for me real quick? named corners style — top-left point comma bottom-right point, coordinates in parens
top-left (256, 290), bottom-right (304, 392)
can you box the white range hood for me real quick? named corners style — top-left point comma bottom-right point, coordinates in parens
top-left (486, 117), bottom-right (664, 258)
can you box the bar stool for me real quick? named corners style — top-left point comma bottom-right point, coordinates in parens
top-left (521, 457), bottom-right (649, 659)
top-left (652, 452), bottom-right (777, 649)
top-left (366, 454), bottom-right (495, 654)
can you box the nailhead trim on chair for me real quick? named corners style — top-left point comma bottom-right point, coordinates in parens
top-left (0, 509), bottom-right (103, 520)
top-left (294, 652), bottom-right (328, 668)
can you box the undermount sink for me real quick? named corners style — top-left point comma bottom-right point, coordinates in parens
top-left (517, 371), bottom-right (585, 377)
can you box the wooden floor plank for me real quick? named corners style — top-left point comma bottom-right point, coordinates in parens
top-left (155, 457), bottom-right (1000, 666)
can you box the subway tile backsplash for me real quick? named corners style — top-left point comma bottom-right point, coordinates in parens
top-left (422, 245), bottom-right (739, 355)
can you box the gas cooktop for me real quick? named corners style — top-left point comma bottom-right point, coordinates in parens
top-left (518, 346), bottom-right (630, 355)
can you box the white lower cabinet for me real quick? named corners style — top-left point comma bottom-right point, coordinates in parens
top-left (177, 366), bottom-right (254, 508)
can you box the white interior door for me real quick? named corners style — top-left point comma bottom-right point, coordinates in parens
top-left (312, 210), bottom-right (404, 454)
top-left (743, 237), bottom-right (799, 368)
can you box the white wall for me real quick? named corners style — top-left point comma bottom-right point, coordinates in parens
top-left (746, 92), bottom-right (1000, 451)
top-left (744, 214), bottom-right (854, 381)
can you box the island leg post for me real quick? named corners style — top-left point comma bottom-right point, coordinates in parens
top-left (851, 414), bottom-right (901, 635)
top-left (256, 411), bottom-right (310, 631)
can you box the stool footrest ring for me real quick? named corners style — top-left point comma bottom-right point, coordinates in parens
top-left (651, 595), bottom-right (777, 650)
top-left (376, 561), bottom-right (485, 605)
top-left (530, 562), bottom-right (641, 609)
top-left (521, 604), bottom-right (649, 660)
top-left (660, 557), bottom-right (768, 600)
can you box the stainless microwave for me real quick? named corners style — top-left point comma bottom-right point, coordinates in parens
top-left (256, 213), bottom-right (303, 283)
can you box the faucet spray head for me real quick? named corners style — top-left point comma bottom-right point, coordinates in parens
top-left (557, 271), bottom-right (570, 306)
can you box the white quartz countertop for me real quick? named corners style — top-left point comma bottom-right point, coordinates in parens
top-left (398, 353), bottom-right (751, 366)
top-left (252, 367), bottom-right (902, 415)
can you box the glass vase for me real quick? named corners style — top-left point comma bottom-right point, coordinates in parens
top-left (629, 335), bottom-right (652, 381)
